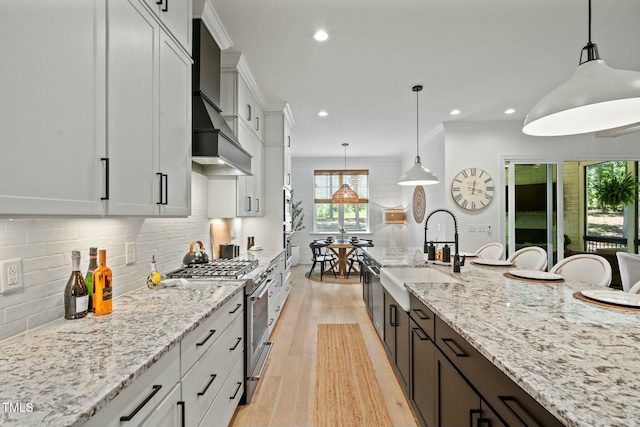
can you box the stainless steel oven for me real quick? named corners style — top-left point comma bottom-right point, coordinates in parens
top-left (245, 275), bottom-right (273, 403)
top-left (362, 254), bottom-right (383, 340)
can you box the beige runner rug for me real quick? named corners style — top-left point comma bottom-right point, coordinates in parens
top-left (314, 323), bottom-right (393, 427)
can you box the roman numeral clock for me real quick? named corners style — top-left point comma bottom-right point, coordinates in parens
top-left (450, 167), bottom-right (495, 211)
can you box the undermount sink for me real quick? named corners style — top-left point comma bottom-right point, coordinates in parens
top-left (380, 268), bottom-right (460, 311)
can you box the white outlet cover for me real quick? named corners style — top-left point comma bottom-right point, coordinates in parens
top-left (0, 258), bottom-right (23, 293)
top-left (126, 243), bottom-right (136, 265)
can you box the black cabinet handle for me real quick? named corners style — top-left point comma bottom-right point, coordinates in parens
top-left (157, 173), bottom-right (163, 205)
top-left (275, 305), bottom-right (281, 313)
top-left (197, 374), bottom-right (217, 397)
top-left (246, 196), bottom-right (252, 212)
top-left (247, 104), bottom-right (252, 121)
top-left (412, 308), bottom-right (430, 320)
top-left (269, 318), bottom-right (274, 326)
top-left (196, 329), bottom-right (216, 347)
top-left (120, 384), bottom-right (162, 421)
top-left (163, 174), bottom-right (168, 205)
top-left (156, 0), bottom-right (162, 4)
top-left (499, 396), bottom-right (539, 426)
top-left (287, 173), bottom-right (291, 185)
top-left (101, 158), bottom-right (109, 200)
top-left (256, 116), bottom-right (260, 131)
top-left (177, 401), bottom-right (185, 427)
top-left (162, 0), bottom-right (168, 12)
top-left (412, 327), bottom-right (428, 341)
top-left (471, 409), bottom-right (491, 427)
top-left (230, 382), bottom-right (242, 399)
top-left (287, 135), bottom-right (291, 147)
top-left (230, 337), bottom-right (242, 351)
top-left (441, 337), bottom-right (468, 357)
top-left (389, 304), bottom-right (398, 326)
top-left (256, 198), bottom-right (259, 213)
top-left (229, 303), bottom-right (242, 314)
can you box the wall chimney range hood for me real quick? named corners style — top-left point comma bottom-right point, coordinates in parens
top-left (192, 19), bottom-right (252, 176)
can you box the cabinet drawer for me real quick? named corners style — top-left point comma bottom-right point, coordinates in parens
top-left (84, 345), bottom-right (180, 427)
top-left (435, 316), bottom-right (563, 427)
top-left (198, 355), bottom-right (244, 427)
top-left (181, 291), bottom-right (243, 375)
top-left (182, 312), bottom-right (243, 427)
top-left (409, 294), bottom-right (435, 340)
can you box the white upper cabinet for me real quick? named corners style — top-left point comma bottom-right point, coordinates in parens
top-left (0, 0), bottom-right (107, 215)
top-left (140, 0), bottom-right (192, 52)
top-left (0, 0), bottom-right (192, 217)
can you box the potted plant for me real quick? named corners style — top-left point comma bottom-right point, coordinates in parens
top-left (290, 192), bottom-right (305, 266)
top-left (594, 173), bottom-right (639, 210)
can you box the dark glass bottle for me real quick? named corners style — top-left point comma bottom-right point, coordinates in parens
top-left (85, 247), bottom-right (98, 312)
top-left (64, 250), bottom-right (89, 320)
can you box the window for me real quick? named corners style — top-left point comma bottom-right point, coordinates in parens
top-left (314, 170), bottom-right (369, 233)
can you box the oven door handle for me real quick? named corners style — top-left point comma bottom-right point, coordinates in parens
top-left (251, 279), bottom-right (274, 301)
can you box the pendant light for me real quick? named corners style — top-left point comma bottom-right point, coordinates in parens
top-left (523, 0), bottom-right (640, 136)
top-left (331, 143), bottom-right (360, 204)
top-left (398, 85), bottom-right (439, 186)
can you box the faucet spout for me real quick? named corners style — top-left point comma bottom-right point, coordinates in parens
top-left (424, 208), bottom-right (464, 272)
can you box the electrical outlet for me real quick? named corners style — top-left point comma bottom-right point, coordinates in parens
top-left (0, 258), bottom-right (23, 293)
top-left (126, 242), bottom-right (136, 265)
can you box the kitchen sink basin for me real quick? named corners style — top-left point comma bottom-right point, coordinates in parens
top-left (379, 268), bottom-right (460, 311)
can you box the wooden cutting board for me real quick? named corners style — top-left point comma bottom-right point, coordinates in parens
top-left (210, 221), bottom-right (232, 259)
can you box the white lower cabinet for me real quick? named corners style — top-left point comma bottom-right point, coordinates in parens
top-left (83, 345), bottom-right (181, 427)
top-left (199, 356), bottom-right (244, 427)
top-left (139, 383), bottom-right (183, 427)
top-left (181, 310), bottom-right (243, 427)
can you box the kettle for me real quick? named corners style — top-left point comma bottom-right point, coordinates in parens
top-left (183, 241), bottom-right (210, 265)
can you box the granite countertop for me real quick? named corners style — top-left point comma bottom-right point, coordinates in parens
top-left (366, 247), bottom-right (640, 427)
top-left (0, 279), bottom-right (245, 427)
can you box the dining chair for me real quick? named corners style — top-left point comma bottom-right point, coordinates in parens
top-left (507, 246), bottom-right (548, 271)
top-left (346, 240), bottom-right (374, 280)
top-left (308, 242), bottom-right (337, 281)
top-left (475, 243), bottom-right (504, 260)
top-left (549, 254), bottom-right (612, 287)
top-left (615, 252), bottom-right (640, 292)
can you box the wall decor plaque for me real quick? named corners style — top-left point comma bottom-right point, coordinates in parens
top-left (412, 186), bottom-right (426, 223)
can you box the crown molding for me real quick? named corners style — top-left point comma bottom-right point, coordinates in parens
top-left (194, 0), bottom-right (233, 50)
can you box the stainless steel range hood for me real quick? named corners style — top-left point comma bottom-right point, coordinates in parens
top-left (192, 19), bottom-right (252, 175)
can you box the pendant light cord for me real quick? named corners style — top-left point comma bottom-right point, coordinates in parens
top-left (416, 88), bottom-right (420, 159)
top-left (588, 0), bottom-right (592, 43)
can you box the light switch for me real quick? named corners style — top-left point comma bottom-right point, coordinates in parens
top-left (478, 224), bottom-right (487, 232)
top-left (468, 224), bottom-right (477, 232)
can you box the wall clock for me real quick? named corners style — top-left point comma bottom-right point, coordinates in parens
top-left (412, 186), bottom-right (426, 223)
top-left (451, 167), bottom-right (495, 211)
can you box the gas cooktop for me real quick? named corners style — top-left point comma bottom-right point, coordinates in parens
top-left (167, 259), bottom-right (259, 279)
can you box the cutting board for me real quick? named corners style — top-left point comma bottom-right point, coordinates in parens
top-left (210, 221), bottom-right (232, 259)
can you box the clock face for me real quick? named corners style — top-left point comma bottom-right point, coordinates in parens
top-left (451, 167), bottom-right (495, 211)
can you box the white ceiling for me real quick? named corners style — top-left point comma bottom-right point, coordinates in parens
top-left (211, 0), bottom-right (640, 158)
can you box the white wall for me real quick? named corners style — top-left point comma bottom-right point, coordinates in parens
top-left (291, 156), bottom-right (404, 262)
top-left (442, 121), bottom-right (640, 254)
top-left (0, 171), bottom-right (215, 342)
top-left (400, 125), bottom-right (447, 248)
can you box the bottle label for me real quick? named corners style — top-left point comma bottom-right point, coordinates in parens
top-left (103, 286), bottom-right (113, 301)
top-left (76, 295), bottom-right (89, 313)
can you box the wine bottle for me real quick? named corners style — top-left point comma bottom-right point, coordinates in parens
top-left (93, 249), bottom-right (113, 316)
top-left (64, 250), bottom-right (89, 320)
top-left (85, 247), bottom-right (98, 312)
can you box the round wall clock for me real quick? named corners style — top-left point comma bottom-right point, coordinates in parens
top-left (412, 186), bottom-right (426, 223)
top-left (451, 167), bottom-right (495, 211)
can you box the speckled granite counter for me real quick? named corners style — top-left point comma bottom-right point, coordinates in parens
top-left (365, 247), bottom-right (640, 427)
top-left (0, 280), bottom-right (245, 427)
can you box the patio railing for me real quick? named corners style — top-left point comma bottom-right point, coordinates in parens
top-left (583, 235), bottom-right (628, 252)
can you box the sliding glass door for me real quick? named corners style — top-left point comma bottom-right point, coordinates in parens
top-left (506, 162), bottom-right (563, 270)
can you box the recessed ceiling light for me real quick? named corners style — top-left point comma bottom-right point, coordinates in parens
top-left (318, 111), bottom-right (328, 117)
top-left (450, 109), bottom-right (461, 115)
top-left (505, 108), bottom-right (516, 114)
top-left (314, 30), bottom-right (329, 41)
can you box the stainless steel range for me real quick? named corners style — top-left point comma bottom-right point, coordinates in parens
top-left (166, 257), bottom-right (275, 404)
top-left (167, 259), bottom-right (259, 280)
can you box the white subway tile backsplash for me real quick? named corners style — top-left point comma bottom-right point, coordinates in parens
top-left (0, 171), bottom-right (215, 342)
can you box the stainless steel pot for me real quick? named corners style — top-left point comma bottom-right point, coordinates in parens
top-left (183, 240), bottom-right (210, 265)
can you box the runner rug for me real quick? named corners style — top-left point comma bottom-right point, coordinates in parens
top-left (314, 323), bottom-right (393, 427)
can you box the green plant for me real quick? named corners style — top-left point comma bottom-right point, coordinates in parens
top-left (291, 191), bottom-right (305, 231)
top-left (594, 173), bottom-right (639, 209)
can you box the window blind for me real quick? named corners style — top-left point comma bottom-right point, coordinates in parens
top-left (314, 170), bottom-right (369, 203)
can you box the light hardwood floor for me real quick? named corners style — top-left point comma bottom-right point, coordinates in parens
top-left (230, 265), bottom-right (419, 427)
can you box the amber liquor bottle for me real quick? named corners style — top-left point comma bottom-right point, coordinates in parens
top-left (93, 249), bottom-right (113, 316)
top-left (64, 250), bottom-right (89, 319)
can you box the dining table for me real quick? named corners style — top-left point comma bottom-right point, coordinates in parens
top-left (316, 239), bottom-right (373, 278)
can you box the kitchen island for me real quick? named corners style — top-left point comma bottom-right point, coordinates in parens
top-left (364, 247), bottom-right (640, 427)
top-left (0, 279), bottom-right (245, 427)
